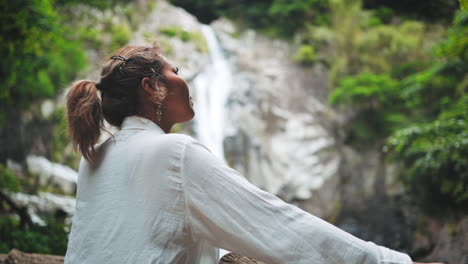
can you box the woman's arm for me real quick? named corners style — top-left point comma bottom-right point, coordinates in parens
top-left (181, 138), bottom-right (412, 264)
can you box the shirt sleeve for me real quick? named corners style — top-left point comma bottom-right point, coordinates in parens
top-left (181, 138), bottom-right (413, 264)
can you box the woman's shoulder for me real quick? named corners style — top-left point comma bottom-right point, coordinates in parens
top-left (152, 133), bottom-right (214, 162)
top-left (161, 132), bottom-right (195, 142)
top-left (156, 132), bottom-right (197, 146)
top-left (137, 131), bottom-right (199, 152)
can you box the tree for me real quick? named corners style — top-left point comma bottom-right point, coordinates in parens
top-left (0, 0), bottom-right (86, 114)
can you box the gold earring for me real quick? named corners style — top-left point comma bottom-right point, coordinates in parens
top-left (156, 104), bottom-right (163, 122)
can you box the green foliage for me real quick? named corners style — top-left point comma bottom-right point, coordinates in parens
top-left (293, 45), bottom-right (317, 65)
top-left (0, 165), bottom-right (20, 193)
top-left (160, 27), bottom-right (179, 38)
top-left (400, 63), bottom-right (462, 117)
top-left (0, 216), bottom-right (68, 255)
top-left (373, 7), bottom-right (394, 24)
top-left (331, 9), bottom-right (468, 210)
top-left (330, 73), bottom-right (406, 143)
top-left (315, 0), bottom-right (429, 81)
top-left (366, 16), bottom-right (382, 27)
top-left (159, 27), bottom-right (208, 52)
top-left (1, 0), bottom-right (86, 110)
top-left (389, 100), bottom-right (468, 208)
top-left (169, 0), bottom-right (329, 38)
top-left (387, 10), bottom-right (468, 209)
top-left (462, 0), bottom-right (468, 10)
top-left (169, 0), bottom-right (457, 39)
top-left (61, 2), bottom-right (150, 54)
top-left (359, 21), bottom-right (426, 72)
top-left (1, 0), bottom-right (153, 116)
top-left (268, 0), bottom-right (329, 33)
top-left (399, 11), bottom-right (467, 118)
top-left (78, 27), bottom-right (103, 48)
top-left (436, 9), bottom-right (468, 61)
top-left (168, 0), bottom-right (458, 40)
top-left (330, 73), bottom-right (400, 106)
top-left (54, 0), bottom-right (131, 10)
top-left (110, 23), bottom-right (132, 52)
top-left (159, 26), bottom-right (191, 42)
top-left (363, 0), bottom-right (459, 23)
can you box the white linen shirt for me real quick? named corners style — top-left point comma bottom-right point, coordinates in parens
top-left (64, 115), bottom-right (413, 264)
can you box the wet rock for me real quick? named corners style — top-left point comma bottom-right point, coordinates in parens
top-left (26, 155), bottom-right (77, 195)
top-left (421, 217), bottom-right (468, 264)
top-left (9, 191), bottom-right (76, 226)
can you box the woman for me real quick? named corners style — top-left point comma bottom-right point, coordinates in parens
top-left (64, 44), bottom-right (440, 264)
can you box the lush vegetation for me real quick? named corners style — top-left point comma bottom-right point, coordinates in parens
top-left (0, 216), bottom-right (68, 255)
top-left (0, 0), bottom-right (150, 255)
top-left (0, 0), bottom-right (144, 120)
top-left (0, 161), bottom-right (69, 255)
top-left (0, 165), bottom-right (21, 193)
top-left (0, 164), bottom-right (68, 254)
top-left (362, 0), bottom-right (459, 23)
top-left (169, 0), bottom-right (458, 38)
top-left (389, 10), bottom-right (468, 210)
top-left (169, 0), bottom-right (329, 37)
top-left (0, 0), bottom-right (86, 117)
top-left (330, 8), bottom-right (468, 211)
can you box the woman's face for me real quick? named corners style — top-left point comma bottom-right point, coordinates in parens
top-left (161, 59), bottom-right (195, 124)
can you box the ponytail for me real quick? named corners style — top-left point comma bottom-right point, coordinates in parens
top-left (66, 80), bottom-right (103, 162)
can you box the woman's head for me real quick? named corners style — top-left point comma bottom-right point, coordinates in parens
top-left (66, 43), bottom-right (194, 161)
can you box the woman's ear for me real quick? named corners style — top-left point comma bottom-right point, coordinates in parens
top-left (141, 77), bottom-right (156, 94)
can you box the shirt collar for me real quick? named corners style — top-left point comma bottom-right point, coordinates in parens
top-left (120, 116), bottom-right (165, 134)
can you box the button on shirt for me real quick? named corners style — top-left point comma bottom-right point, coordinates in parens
top-left (64, 116), bottom-right (413, 264)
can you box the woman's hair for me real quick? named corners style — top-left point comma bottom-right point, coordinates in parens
top-left (66, 43), bottom-right (167, 162)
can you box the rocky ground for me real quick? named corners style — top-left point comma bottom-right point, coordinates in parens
top-left (0, 250), bottom-right (263, 264)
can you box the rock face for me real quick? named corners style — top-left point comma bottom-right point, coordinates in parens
top-left (212, 19), bottom-right (341, 218)
top-left (0, 108), bottom-right (55, 164)
top-left (131, 0), bottom-right (210, 81)
top-left (422, 217), bottom-right (468, 264)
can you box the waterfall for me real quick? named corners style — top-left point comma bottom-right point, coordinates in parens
top-left (191, 24), bottom-right (233, 259)
top-left (192, 25), bottom-right (232, 160)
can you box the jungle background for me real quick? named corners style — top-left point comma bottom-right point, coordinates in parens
top-left (0, 0), bottom-right (467, 262)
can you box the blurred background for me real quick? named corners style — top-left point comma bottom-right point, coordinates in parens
top-left (0, 0), bottom-right (467, 262)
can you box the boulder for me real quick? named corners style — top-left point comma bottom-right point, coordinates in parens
top-left (0, 249), bottom-right (64, 264)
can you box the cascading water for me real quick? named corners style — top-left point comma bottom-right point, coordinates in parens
top-left (192, 25), bottom-right (232, 160)
top-left (191, 24), bottom-right (233, 259)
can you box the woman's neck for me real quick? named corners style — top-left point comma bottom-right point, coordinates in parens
top-left (138, 113), bottom-right (172, 133)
